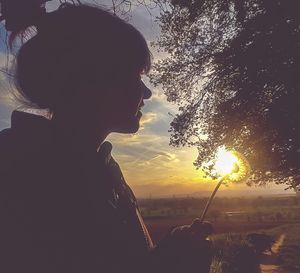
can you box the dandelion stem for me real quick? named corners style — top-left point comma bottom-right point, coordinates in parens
top-left (200, 175), bottom-right (227, 222)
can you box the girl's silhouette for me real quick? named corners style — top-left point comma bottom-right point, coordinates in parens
top-left (0, 1), bottom-right (212, 272)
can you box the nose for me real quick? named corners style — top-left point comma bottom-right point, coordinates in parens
top-left (141, 80), bottom-right (152, 99)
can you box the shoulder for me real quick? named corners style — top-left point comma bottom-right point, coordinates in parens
top-left (0, 128), bottom-right (16, 170)
top-left (0, 111), bottom-right (60, 183)
top-left (0, 124), bottom-right (41, 172)
top-left (0, 127), bottom-right (13, 146)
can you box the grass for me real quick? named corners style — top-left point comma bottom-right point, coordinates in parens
top-left (209, 224), bottom-right (300, 273)
top-left (265, 224), bottom-right (300, 273)
top-left (209, 233), bottom-right (261, 273)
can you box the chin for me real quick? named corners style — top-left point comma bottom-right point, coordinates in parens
top-left (117, 124), bottom-right (140, 134)
top-left (114, 119), bottom-right (141, 134)
top-left (112, 112), bottom-right (142, 134)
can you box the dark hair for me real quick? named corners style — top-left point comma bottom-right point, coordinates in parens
top-left (2, 1), bottom-right (152, 110)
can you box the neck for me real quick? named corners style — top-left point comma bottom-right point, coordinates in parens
top-left (51, 112), bottom-right (109, 152)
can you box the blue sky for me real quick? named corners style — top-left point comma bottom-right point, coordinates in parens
top-left (0, 0), bottom-right (294, 197)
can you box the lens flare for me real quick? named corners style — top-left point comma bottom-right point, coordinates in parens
top-left (211, 146), bottom-right (251, 182)
top-left (214, 147), bottom-right (238, 176)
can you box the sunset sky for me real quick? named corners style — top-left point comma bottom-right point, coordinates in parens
top-left (0, 0), bottom-right (294, 197)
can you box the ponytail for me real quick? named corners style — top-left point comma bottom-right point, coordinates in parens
top-left (0, 0), bottom-right (50, 45)
top-left (0, 1), bottom-right (152, 111)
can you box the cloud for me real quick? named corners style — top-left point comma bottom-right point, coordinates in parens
top-left (139, 111), bottom-right (158, 130)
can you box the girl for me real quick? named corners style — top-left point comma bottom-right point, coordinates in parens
top-left (0, 1), bottom-right (212, 272)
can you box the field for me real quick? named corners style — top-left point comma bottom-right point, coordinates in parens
top-left (266, 224), bottom-right (300, 273)
top-left (139, 195), bottom-right (300, 273)
top-left (140, 195), bottom-right (300, 242)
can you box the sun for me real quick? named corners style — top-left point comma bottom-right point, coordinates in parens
top-left (214, 147), bottom-right (239, 176)
top-left (211, 146), bottom-right (250, 182)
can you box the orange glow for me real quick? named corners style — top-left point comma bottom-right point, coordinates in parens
top-left (214, 147), bottom-right (239, 176)
top-left (212, 146), bottom-right (251, 182)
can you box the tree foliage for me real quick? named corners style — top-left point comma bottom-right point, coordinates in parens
top-left (151, 0), bottom-right (300, 191)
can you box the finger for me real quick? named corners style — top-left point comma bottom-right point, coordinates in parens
top-left (171, 225), bottom-right (190, 238)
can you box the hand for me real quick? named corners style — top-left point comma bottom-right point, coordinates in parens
top-left (170, 219), bottom-right (213, 242)
top-left (153, 219), bottom-right (213, 273)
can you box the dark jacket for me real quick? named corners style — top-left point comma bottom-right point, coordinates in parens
top-left (0, 110), bottom-right (153, 273)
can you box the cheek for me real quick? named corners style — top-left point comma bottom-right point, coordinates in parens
top-left (117, 91), bottom-right (141, 113)
top-left (99, 93), bottom-right (129, 123)
top-left (100, 86), bottom-right (142, 120)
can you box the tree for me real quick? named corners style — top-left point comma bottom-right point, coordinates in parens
top-left (151, 0), bottom-right (300, 191)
